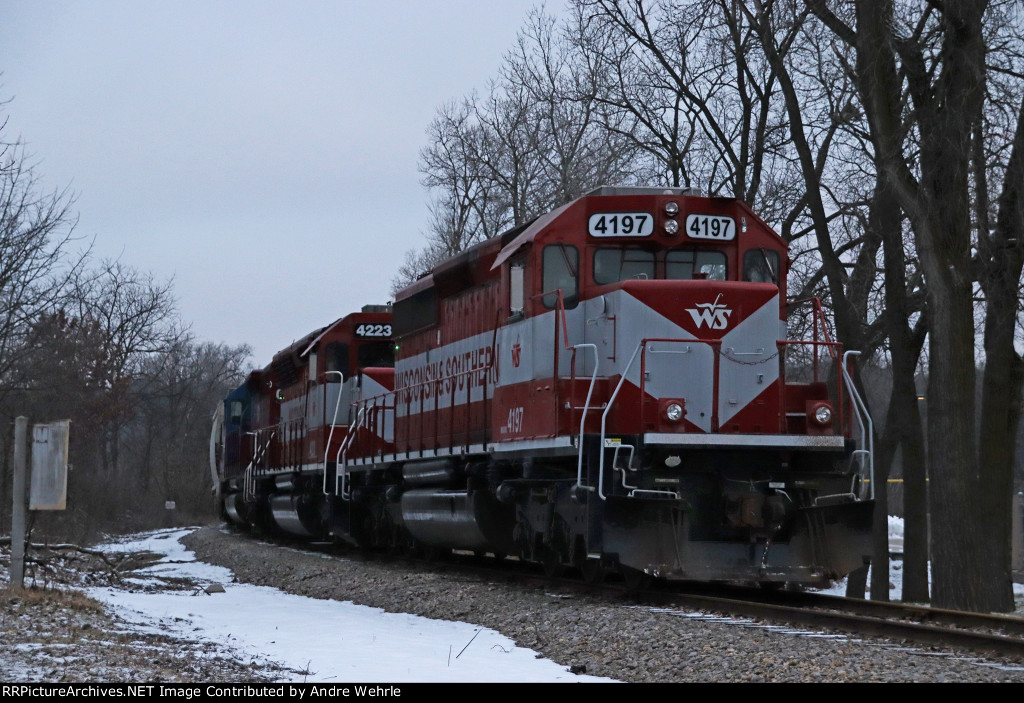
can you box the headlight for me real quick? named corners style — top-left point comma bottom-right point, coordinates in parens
top-left (664, 201), bottom-right (679, 216)
top-left (664, 219), bottom-right (679, 235)
top-left (666, 403), bottom-right (683, 421)
top-left (813, 404), bottom-right (832, 425)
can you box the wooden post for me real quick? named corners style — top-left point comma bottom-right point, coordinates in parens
top-left (11, 416), bottom-right (28, 589)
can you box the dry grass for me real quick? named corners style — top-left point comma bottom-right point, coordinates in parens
top-left (3, 585), bottom-right (105, 612)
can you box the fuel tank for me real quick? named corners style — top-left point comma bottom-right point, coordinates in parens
top-left (400, 488), bottom-right (515, 553)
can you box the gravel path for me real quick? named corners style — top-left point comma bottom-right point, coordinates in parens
top-left (181, 525), bottom-right (1024, 683)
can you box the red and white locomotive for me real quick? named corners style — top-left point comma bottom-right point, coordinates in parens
top-left (212, 186), bottom-right (874, 587)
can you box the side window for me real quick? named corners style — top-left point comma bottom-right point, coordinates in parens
top-left (743, 249), bottom-right (779, 284)
top-left (666, 250), bottom-right (727, 280)
top-left (542, 245), bottom-right (579, 309)
top-left (593, 248), bottom-right (655, 284)
top-left (509, 259), bottom-right (525, 316)
top-left (325, 341), bottom-right (350, 378)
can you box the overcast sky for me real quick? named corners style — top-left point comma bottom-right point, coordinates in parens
top-left (2, 0), bottom-right (542, 363)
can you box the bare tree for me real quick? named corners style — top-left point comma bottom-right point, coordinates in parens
top-left (404, 9), bottom-right (638, 288)
top-left (0, 124), bottom-right (87, 520)
top-left (127, 338), bottom-right (251, 511)
top-left (66, 259), bottom-right (185, 475)
top-left (0, 136), bottom-right (84, 403)
top-left (503, 7), bottom-right (639, 206)
top-left (810, 0), bottom-right (1024, 612)
top-left (570, 0), bottom-right (797, 208)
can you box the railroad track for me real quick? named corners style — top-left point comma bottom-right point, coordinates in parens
top-left (242, 528), bottom-right (1024, 661)
top-left (629, 583), bottom-right (1024, 660)
top-left (424, 553), bottom-right (1024, 661)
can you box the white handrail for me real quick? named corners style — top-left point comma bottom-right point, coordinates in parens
top-left (336, 405), bottom-right (369, 500)
top-left (209, 403), bottom-right (224, 497)
top-left (321, 371), bottom-right (344, 496)
top-left (573, 343), bottom-right (599, 494)
top-left (841, 350), bottom-right (874, 500)
top-left (598, 341), bottom-right (644, 500)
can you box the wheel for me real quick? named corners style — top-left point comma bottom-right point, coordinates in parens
top-left (542, 546), bottom-right (565, 579)
top-left (423, 545), bottom-right (450, 562)
top-left (580, 559), bottom-right (606, 585)
top-left (389, 527), bottom-right (416, 557)
top-left (622, 567), bottom-right (651, 592)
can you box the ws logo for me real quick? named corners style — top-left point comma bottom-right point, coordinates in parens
top-left (686, 294), bottom-right (732, 330)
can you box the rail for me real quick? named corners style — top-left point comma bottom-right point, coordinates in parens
top-left (787, 297), bottom-right (847, 425)
top-left (533, 288), bottom-right (603, 497)
top-left (242, 429), bottom-right (275, 502)
top-left (598, 342), bottom-right (642, 500)
top-left (335, 390), bottom-right (395, 499)
top-left (335, 360), bottom-right (491, 498)
top-left (572, 343), bottom-right (600, 495)
top-left (840, 350), bottom-right (874, 500)
top-left (335, 405), bottom-right (368, 500)
top-left (399, 363), bottom-right (491, 456)
top-left (321, 371), bottom-right (345, 496)
top-left (612, 441), bottom-right (680, 500)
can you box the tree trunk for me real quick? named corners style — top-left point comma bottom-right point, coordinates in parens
top-left (976, 94), bottom-right (1024, 612)
top-left (875, 179), bottom-right (930, 602)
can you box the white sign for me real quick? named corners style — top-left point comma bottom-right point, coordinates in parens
top-left (29, 420), bottom-right (70, 511)
top-left (685, 214), bottom-right (736, 241)
top-left (588, 212), bottom-right (654, 237)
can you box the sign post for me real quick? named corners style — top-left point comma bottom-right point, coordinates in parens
top-left (9, 418), bottom-right (70, 589)
top-left (11, 417), bottom-right (28, 589)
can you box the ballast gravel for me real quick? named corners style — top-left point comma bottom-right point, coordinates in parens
top-left (181, 525), bottom-right (1024, 683)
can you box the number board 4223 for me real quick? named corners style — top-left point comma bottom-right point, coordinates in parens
top-left (685, 214), bottom-right (736, 241)
top-left (355, 323), bottom-right (392, 338)
top-left (588, 212), bottom-right (654, 237)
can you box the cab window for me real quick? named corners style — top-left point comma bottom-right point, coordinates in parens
top-left (593, 247), bottom-right (655, 284)
top-left (743, 249), bottom-right (779, 284)
top-left (542, 244), bottom-right (579, 309)
top-left (666, 249), bottom-right (727, 280)
top-left (357, 340), bottom-right (395, 368)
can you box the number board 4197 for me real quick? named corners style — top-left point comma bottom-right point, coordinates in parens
top-left (588, 212), bottom-right (654, 237)
top-left (355, 323), bottom-right (392, 338)
top-left (686, 214), bottom-right (736, 241)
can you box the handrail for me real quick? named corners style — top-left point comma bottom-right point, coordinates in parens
top-left (321, 371), bottom-right (344, 496)
top-left (598, 341), bottom-right (644, 500)
top-left (209, 403), bottom-right (224, 498)
top-left (787, 297), bottom-right (840, 384)
top-left (613, 443), bottom-right (679, 499)
top-left (776, 338), bottom-right (847, 432)
top-left (336, 405), bottom-right (368, 500)
top-left (242, 429), bottom-right (274, 502)
top-left (573, 343), bottom-right (599, 494)
top-left (367, 362), bottom-right (492, 458)
top-left (840, 350), bottom-right (874, 500)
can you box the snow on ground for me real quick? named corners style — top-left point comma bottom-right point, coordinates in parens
top-left (82, 518), bottom-right (1023, 682)
top-left (86, 529), bottom-right (615, 683)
